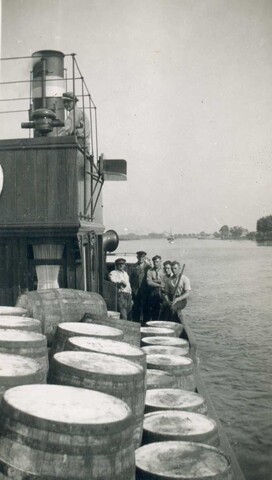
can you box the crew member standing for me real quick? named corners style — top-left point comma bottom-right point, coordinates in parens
top-left (130, 251), bottom-right (150, 324)
top-left (146, 255), bottom-right (163, 320)
top-left (159, 260), bottom-right (173, 320)
top-left (108, 258), bottom-right (132, 320)
top-left (57, 92), bottom-right (90, 152)
top-left (163, 261), bottom-right (191, 323)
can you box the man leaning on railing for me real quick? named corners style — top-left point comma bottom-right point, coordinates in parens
top-left (57, 92), bottom-right (90, 153)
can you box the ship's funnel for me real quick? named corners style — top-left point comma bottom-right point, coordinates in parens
top-left (103, 230), bottom-right (119, 252)
top-left (31, 50), bottom-right (65, 135)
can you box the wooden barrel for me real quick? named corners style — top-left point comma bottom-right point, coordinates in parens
top-left (141, 327), bottom-right (175, 341)
top-left (146, 354), bottom-right (196, 390)
top-left (16, 289), bottom-right (108, 345)
top-left (142, 411), bottom-right (219, 446)
top-left (49, 322), bottom-right (124, 362)
top-left (136, 441), bottom-right (233, 480)
top-left (107, 310), bottom-right (121, 319)
top-left (85, 314), bottom-right (141, 347)
top-left (0, 316), bottom-right (42, 333)
top-left (0, 329), bottom-right (48, 380)
top-left (142, 345), bottom-right (189, 357)
top-left (145, 388), bottom-right (207, 414)
top-left (49, 351), bottom-right (146, 449)
top-left (141, 335), bottom-right (189, 352)
top-left (0, 306), bottom-right (27, 316)
top-left (66, 336), bottom-right (146, 372)
top-left (146, 320), bottom-right (183, 337)
top-left (0, 353), bottom-right (45, 399)
top-left (0, 384), bottom-right (135, 480)
top-left (146, 370), bottom-right (176, 390)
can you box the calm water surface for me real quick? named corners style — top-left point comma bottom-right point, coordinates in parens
top-left (118, 238), bottom-right (272, 480)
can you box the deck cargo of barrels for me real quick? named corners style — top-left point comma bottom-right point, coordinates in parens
top-left (0, 289), bottom-right (242, 480)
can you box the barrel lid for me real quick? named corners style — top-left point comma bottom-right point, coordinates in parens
top-left (0, 317), bottom-right (41, 329)
top-left (53, 351), bottom-right (144, 379)
top-left (142, 345), bottom-right (188, 357)
top-left (144, 411), bottom-right (218, 440)
top-left (136, 441), bottom-right (231, 479)
top-left (0, 353), bottom-right (41, 380)
top-left (2, 384), bottom-right (132, 434)
top-left (147, 354), bottom-right (193, 371)
top-left (58, 322), bottom-right (123, 338)
top-left (142, 336), bottom-right (189, 348)
top-left (67, 336), bottom-right (145, 359)
top-left (0, 307), bottom-right (27, 316)
top-left (0, 329), bottom-right (47, 346)
top-left (141, 327), bottom-right (175, 337)
top-left (146, 389), bottom-right (206, 412)
top-left (146, 321), bottom-right (183, 333)
top-left (146, 370), bottom-right (176, 389)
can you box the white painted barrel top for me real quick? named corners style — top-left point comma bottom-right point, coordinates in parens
top-left (57, 322), bottom-right (123, 339)
top-left (146, 354), bottom-right (193, 373)
top-left (0, 329), bottom-right (47, 347)
top-left (0, 307), bottom-right (27, 316)
top-left (66, 336), bottom-right (146, 365)
top-left (141, 327), bottom-right (175, 338)
top-left (136, 441), bottom-right (232, 479)
top-left (141, 336), bottom-right (189, 350)
top-left (53, 351), bottom-right (143, 378)
top-left (0, 353), bottom-right (42, 381)
top-left (0, 316), bottom-right (42, 332)
top-left (145, 389), bottom-right (207, 414)
top-left (142, 345), bottom-right (189, 357)
top-left (146, 321), bottom-right (183, 337)
top-left (3, 384), bottom-right (132, 432)
top-left (143, 411), bottom-right (218, 444)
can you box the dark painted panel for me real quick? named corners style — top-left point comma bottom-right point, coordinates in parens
top-left (0, 150), bottom-right (17, 222)
top-left (35, 149), bottom-right (49, 222)
top-left (16, 150), bottom-right (36, 220)
top-left (0, 145), bottom-right (79, 226)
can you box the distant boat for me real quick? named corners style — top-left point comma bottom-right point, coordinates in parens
top-left (167, 234), bottom-right (175, 244)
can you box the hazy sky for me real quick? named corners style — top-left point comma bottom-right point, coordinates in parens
top-left (1, 0), bottom-right (272, 234)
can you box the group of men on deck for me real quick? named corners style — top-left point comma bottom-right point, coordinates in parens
top-left (108, 251), bottom-right (191, 323)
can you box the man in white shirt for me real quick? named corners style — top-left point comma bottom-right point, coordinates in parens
top-left (108, 258), bottom-right (133, 320)
top-left (163, 261), bottom-right (191, 323)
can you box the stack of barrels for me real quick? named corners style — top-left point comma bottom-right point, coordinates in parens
top-left (136, 319), bottom-right (233, 480)
top-left (0, 293), bottom-right (233, 479)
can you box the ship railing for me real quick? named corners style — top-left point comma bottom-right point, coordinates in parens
top-left (0, 52), bottom-right (102, 221)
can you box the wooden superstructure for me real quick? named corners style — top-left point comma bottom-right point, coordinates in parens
top-left (0, 50), bottom-right (126, 306)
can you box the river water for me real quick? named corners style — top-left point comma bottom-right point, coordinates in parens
top-left (117, 238), bottom-right (272, 480)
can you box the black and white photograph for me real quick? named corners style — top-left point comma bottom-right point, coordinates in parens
top-left (0, 1), bottom-right (271, 479)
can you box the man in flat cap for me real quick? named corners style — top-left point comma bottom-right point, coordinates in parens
top-left (57, 92), bottom-right (90, 152)
top-left (130, 251), bottom-right (150, 324)
top-left (108, 258), bottom-right (132, 320)
top-left (146, 255), bottom-right (163, 319)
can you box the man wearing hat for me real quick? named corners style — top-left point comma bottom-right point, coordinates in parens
top-left (146, 255), bottom-right (163, 320)
top-left (108, 258), bottom-right (132, 320)
top-left (57, 92), bottom-right (90, 152)
top-left (130, 251), bottom-right (150, 324)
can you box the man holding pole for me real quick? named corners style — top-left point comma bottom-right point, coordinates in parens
top-left (162, 261), bottom-right (191, 323)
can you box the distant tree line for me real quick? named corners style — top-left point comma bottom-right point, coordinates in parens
top-left (218, 225), bottom-right (256, 240)
top-left (256, 215), bottom-right (272, 242)
top-left (119, 227), bottom-right (256, 241)
top-left (118, 216), bottom-right (272, 243)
